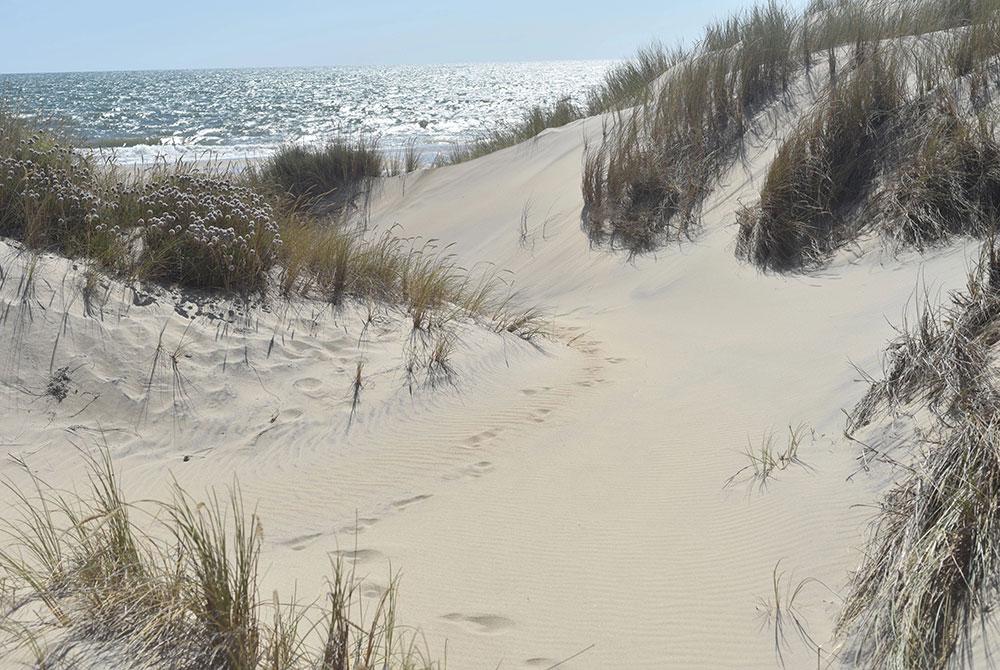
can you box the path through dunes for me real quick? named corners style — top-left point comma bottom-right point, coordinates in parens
top-left (0, 106), bottom-right (981, 668)
top-left (359, 117), bottom-right (980, 667)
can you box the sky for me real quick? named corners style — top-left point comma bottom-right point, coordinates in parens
top-left (2, 0), bottom-right (759, 73)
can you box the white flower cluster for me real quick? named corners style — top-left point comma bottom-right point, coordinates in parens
top-left (137, 174), bottom-right (283, 287)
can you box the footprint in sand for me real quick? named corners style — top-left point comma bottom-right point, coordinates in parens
top-left (467, 460), bottom-right (494, 476)
top-left (441, 612), bottom-right (515, 634)
top-left (332, 548), bottom-right (383, 564)
top-left (361, 582), bottom-right (388, 599)
top-left (444, 460), bottom-right (495, 481)
top-left (391, 494), bottom-right (432, 510)
top-left (279, 531), bottom-right (324, 551)
top-left (292, 377), bottom-right (327, 399)
top-left (463, 429), bottom-right (500, 447)
top-left (334, 517), bottom-right (380, 534)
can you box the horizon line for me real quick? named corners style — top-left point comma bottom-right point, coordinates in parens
top-left (0, 56), bottom-right (620, 78)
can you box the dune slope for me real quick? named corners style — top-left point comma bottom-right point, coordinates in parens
top-left (0, 87), bottom-right (984, 668)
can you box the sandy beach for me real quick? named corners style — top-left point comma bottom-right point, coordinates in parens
top-left (6, 2), bottom-right (1000, 668)
top-left (0, 101), bottom-right (981, 667)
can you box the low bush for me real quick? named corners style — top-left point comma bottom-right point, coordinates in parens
top-left (135, 173), bottom-right (282, 291)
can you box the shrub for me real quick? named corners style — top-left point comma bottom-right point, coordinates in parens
top-left (0, 112), bottom-right (282, 292)
top-left (135, 173), bottom-right (282, 292)
top-left (0, 128), bottom-right (129, 267)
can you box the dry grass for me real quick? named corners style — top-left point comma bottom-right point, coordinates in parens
top-left (582, 1), bottom-right (799, 254)
top-left (0, 448), bottom-right (440, 669)
top-left (276, 219), bottom-right (544, 339)
top-left (880, 98), bottom-right (1000, 250)
top-left (736, 52), bottom-right (906, 271)
top-left (848, 242), bottom-right (1000, 431)
top-left (838, 241), bottom-right (1000, 668)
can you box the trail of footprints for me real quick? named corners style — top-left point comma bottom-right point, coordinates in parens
top-left (279, 328), bottom-right (622, 659)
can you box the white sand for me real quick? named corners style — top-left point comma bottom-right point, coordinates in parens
top-left (0, 88), bottom-right (983, 668)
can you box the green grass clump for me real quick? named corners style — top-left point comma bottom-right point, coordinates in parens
top-left (254, 138), bottom-right (384, 210)
top-left (0, 449), bottom-right (440, 669)
top-left (735, 53), bottom-right (905, 271)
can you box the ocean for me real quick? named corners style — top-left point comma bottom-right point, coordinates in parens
top-left (0, 61), bottom-right (611, 164)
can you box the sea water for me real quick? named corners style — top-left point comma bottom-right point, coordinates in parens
top-left (0, 61), bottom-right (611, 164)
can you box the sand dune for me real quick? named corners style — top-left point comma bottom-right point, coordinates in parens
top-left (0, 76), bottom-right (985, 668)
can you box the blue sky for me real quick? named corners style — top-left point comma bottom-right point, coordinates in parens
top-left (2, 1), bottom-right (758, 73)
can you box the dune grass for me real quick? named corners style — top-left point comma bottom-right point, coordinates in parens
top-left (838, 241), bottom-right (1000, 669)
top-left (585, 43), bottom-right (682, 115)
top-left (252, 137), bottom-right (384, 212)
top-left (735, 52), bottom-right (906, 271)
top-left (880, 101), bottom-right (1000, 250)
top-left (724, 425), bottom-right (809, 493)
top-left (582, 0), bottom-right (1000, 258)
top-left (0, 448), bottom-right (439, 669)
top-left (582, 1), bottom-right (799, 254)
top-left (442, 97), bottom-right (584, 165)
top-left (442, 42), bottom-right (687, 166)
top-left (276, 218), bottom-right (544, 338)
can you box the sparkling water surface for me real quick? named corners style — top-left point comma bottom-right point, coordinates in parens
top-left (0, 62), bottom-right (611, 164)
